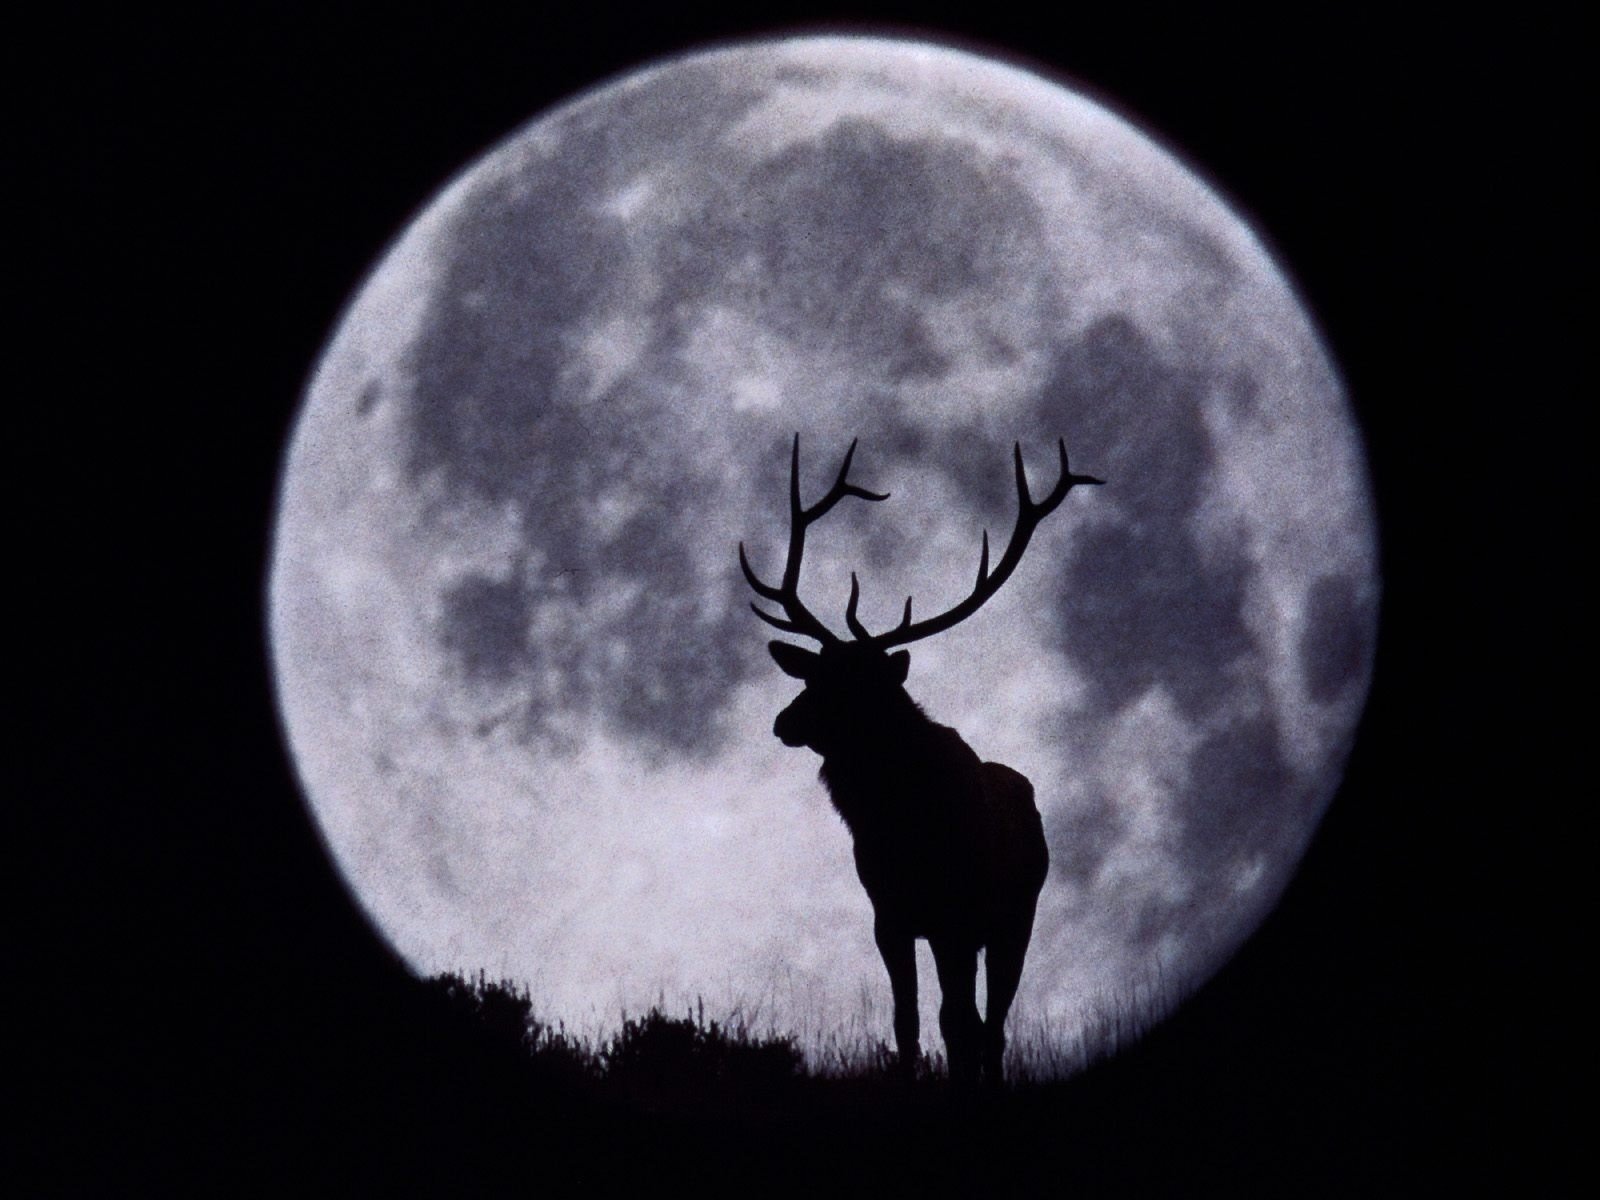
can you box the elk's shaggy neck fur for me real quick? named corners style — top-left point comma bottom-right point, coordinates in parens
top-left (816, 695), bottom-right (978, 839)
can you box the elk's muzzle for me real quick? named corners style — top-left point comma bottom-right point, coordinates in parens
top-left (773, 703), bottom-right (809, 748)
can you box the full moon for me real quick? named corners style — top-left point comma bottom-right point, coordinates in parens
top-left (269, 36), bottom-right (1376, 1069)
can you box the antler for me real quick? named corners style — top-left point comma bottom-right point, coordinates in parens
top-left (739, 434), bottom-right (889, 644)
top-left (849, 439), bottom-right (1103, 648)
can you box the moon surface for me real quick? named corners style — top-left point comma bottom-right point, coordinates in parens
top-left (269, 36), bottom-right (1376, 1068)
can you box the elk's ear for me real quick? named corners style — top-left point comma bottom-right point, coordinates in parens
top-left (769, 641), bottom-right (819, 680)
top-left (887, 650), bottom-right (910, 683)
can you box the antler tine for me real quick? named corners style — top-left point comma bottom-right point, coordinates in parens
top-left (739, 541), bottom-right (784, 602)
top-left (1033, 437), bottom-right (1105, 514)
top-left (845, 573), bottom-right (870, 640)
top-left (749, 602), bottom-right (815, 636)
top-left (845, 572), bottom-right (914, 641)
top-left (739, 539), bottom-right (834, 643)
top-left (871, 439), bottom-right (1102, 649)
top-left (742, 532), bottom-right (834, 643)
top-left (1012, 441), bottom-right (1033, 507)
top-left (742, 433), bottom-right (889, 645)
top-left (802, 437), bottom-right (890, 521)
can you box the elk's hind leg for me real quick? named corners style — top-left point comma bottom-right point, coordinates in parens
top-left (874, 916), bottom-right (919, 1080)
top-left (982, 901), bottom-right (1038, 1089)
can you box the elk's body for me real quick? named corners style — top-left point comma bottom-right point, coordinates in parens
top-left (743, 436), bottom-right (1100, 1088)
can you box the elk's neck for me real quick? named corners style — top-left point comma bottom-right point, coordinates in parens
top-left (816, 696), bottom-right (979, 836)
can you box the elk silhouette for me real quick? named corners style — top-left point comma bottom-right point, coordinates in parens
top-left (740, 435), bottom-right (1102, 1088)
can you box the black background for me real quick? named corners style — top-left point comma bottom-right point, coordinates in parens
top-left (34, 5), bottom-right (1569, 1192)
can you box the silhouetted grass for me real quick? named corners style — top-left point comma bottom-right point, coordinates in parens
top-left (423, 972), bottom-right (820, 1112)
top-left (1004, 969), bottom-right (1179, 1085)
top-left (425, 970), bottom-right (600, 1093)
top-left (423, 967), bottom-right (1178, 1118)
top-left (117, 962), bottom-right (1425, 1193)
top-left (407, 968), bottom-right (1249, 1192)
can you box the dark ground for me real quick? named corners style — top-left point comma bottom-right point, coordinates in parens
top-left (27, 5), bottom-right (1571, 1193)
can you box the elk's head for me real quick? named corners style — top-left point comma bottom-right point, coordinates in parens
top-left (767, 639), bottom-right (911, 752)
top-left (740, 435), bottom-right (1101, 758)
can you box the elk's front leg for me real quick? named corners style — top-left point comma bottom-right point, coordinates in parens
top-left (930, 937), bottom-right (982, 1091)
top-left (874, 916), bottom-right (918, 1079)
